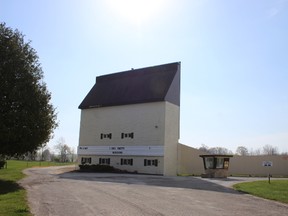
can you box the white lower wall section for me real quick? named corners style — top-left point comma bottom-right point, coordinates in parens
top-left (78, 145), bottom-right (164, 156)
top-left (79, 155), bottom-right (164, 175)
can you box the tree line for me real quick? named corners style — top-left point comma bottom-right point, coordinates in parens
top-left (11, 138), bottom-right (76, 163)
top-left (199, 144), bottom-right (287, 156)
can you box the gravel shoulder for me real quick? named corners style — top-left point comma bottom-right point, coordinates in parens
top-left (19, 166), bottom-right (288, 216)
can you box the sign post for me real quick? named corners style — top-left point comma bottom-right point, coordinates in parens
top-left (262, 161), bottom-right (273, 184)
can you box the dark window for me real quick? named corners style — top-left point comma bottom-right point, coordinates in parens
top-left (81, 157), bottom-right (92, 164)
top-left (101, 133), bottom-right (112, 139)
top-left (121, 132), bottom-right (134, 139)
top-left (144, 159), bottom-right (158, 167)
top-left (99, 158), bottom-right (110, 165)
top-left (120, 158), bottom-right (133, 166)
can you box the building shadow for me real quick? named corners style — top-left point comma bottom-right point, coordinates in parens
top-left (58, 171), bottom-right (241, 194)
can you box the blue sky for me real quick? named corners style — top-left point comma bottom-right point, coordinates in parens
top-left (1, 0), bottom-right (287, 153)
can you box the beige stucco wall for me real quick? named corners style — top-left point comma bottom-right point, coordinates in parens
top-left (229, 155), bottom-right (288, 177)
top-left (177, 144), bottom-right (205, 175)
top-left (177, 144), bottom-right (288, 177)
top-left (163, 102), bottom-right (180, 176)
top-left (79, 102), bottom-right (166, 147)
top-left (79, 101), bottom-right (180, 176)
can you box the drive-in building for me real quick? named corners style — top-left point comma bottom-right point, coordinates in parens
top-left (78, 62), bottom-right (288, 177)
top-left (78, 62), bottom-right (182, 175)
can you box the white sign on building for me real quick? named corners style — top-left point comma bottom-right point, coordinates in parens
top-left (78, 145), bottom-right (164, 156)
top-left (262, 161), bottom-right (273, 167)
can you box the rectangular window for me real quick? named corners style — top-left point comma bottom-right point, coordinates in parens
top-left (101, 133), bottom-right (112, 139)
top-left (216, 158), bottom-right (224, 169)
top-left (121, 132), bottom-right (134, 139)
top-left (204, 157), bottom-right (214, 169)
top-left (99, 158), bottom-right (110, 165)
top-left (120, 158), bottom-right (133, 166)
top-left (144, 159), bottom-right (158, 167)
top-left (81, 157), bottom-right (91, 164)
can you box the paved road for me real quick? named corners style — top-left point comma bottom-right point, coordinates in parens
top-left (19, 166), bottom-right (288, 216)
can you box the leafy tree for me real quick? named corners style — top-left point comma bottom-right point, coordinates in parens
top-left (235, 146), bottom-right (249, 156)
top-left (0, 23), bottom-right (58, 157)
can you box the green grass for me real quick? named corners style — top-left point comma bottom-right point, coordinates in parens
top-left (0, 160), bottom-right (75, 216)
top-left (233, 180), bottom-right (288, 204)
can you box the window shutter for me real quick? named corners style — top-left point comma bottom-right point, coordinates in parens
top-left (144, 159), bottom-right (147, 166)
top-left (155, 160), bottom-right (158, 167)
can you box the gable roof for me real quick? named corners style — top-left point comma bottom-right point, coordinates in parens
top-left (78, 62), bottom-right (180, 109)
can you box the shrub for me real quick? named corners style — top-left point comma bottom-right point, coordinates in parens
top-left (0, 160), bottom-right (6, 169)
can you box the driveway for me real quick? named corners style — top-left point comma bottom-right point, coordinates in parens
top-left (19, 166), bottom-right (288, 216)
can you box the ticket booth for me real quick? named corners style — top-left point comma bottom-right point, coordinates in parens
top-left (200, 155), bottom-right (233, 178)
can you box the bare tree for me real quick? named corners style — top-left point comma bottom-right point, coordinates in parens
top-left (70, 147), bottom-right (76, 162)
top-left (42, 149), bottom-right (51, 161)
top-left (249, 148), bottom-right (261, 156)
top-left (54, 138), bottom-right (72, 162)
top-left (262, 144), bottom-right (278, 155)
top-left (198, 144), bottom-right (210, 153)
top-left (235, 146), bottom-right (249, 156)
top-left (209, 147), bottom-right (232, 155)
top-left (199, 144), bottom-right (232, 155)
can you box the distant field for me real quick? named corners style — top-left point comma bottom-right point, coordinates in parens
top-left (233, 180), bottom-right (288, 204)
top-left (0, 160), bottom-right (75, 216)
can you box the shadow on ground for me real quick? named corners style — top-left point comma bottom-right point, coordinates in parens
top-left (58, 171), bottom-right (241, 194)
top-left (0, 179), bottom-right (22, 195)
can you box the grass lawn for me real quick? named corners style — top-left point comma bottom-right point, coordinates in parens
top-left (233, 180), bottom-right (288, 204)
top-left (0, 160), bottom-right (75, 216)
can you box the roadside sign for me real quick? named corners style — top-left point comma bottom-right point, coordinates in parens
top-left (262, 161), bottom-right (273, 167)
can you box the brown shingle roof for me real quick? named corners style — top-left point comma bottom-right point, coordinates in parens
top-left (78, 62), bottom-right (180, 109)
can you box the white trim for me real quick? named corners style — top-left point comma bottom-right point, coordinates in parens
top-left (78, 145), bottom-right (164, 156)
